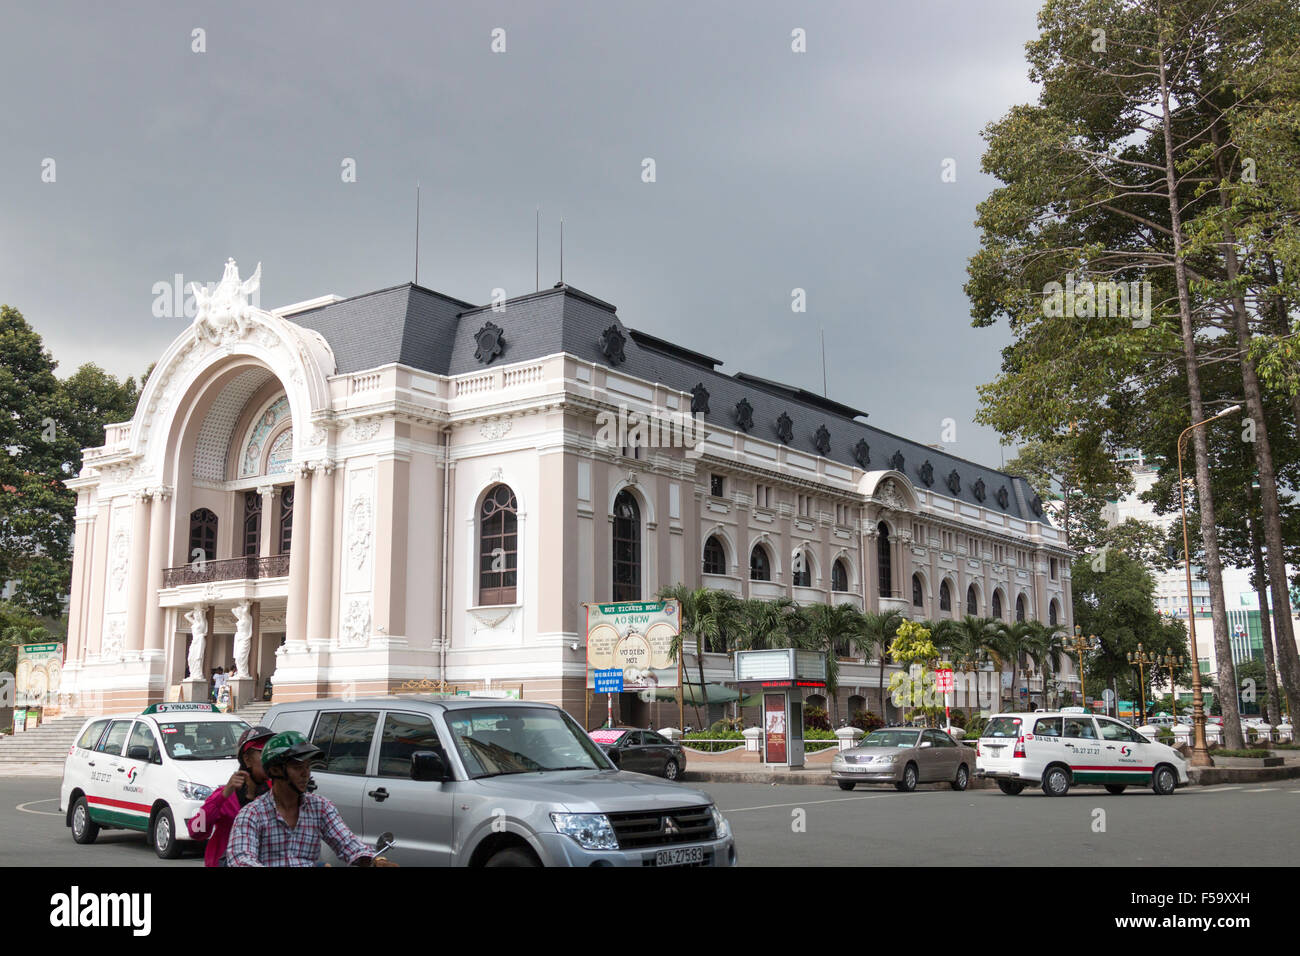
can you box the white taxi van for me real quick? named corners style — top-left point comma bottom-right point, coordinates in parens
top-left (976, 707), bottom-right (1189, 797)
top-left (60, 703), bottom-right (249, 858)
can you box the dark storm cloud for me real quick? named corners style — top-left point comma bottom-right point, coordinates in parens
top-left (0, 0), bottom-right (1041, 466)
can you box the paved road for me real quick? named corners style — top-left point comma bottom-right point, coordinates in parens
top-left (5, 775), bottom-right (1296, 866)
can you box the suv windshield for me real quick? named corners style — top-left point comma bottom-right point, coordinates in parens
top-left (860, 730), bottom-right (920, 748)
top-left (982, 717), bottom-right (1024, 738)
top-left (156, 720), bottom-right (247, 760)
top-left (444, 707), bottom-right (611, 778)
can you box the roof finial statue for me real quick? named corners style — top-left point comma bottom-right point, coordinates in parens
top-left (190, 258), bottom-right (262, 344)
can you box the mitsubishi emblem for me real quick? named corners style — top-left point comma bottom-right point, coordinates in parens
top-left (663, 816), bottom-right (680, 835)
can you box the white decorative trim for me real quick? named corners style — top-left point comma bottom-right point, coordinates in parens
top-left (480, 420), bottom-right (512, 441)
top-left (341, 600), bottom-right (371, 647)
top-left (347, 421), bottom-right (381, 442)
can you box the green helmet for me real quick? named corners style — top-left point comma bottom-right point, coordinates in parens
top-left (260, 731), bottom-right (322, 773)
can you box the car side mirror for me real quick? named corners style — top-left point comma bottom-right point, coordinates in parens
top-left (127, 745), bottom-right (151, 761)
top-left (919, 741), bottom-right (932, 748)
top-left (410, 750), bottom-right (450, 782)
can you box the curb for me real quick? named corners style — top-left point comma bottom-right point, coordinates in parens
top-left (685, 765), bottom-right (1300, 788)
top-left (1188, 765), bottom-right (1300, 786)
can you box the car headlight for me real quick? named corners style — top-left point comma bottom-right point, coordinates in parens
top-left (710, 805), bottom-right (731, 841)
top-left (551, 813), bottom-right (619, 850)
top-left (177, 779), bottom-right (213, 801)
top-left (875, 754), bottom-right (896, 764)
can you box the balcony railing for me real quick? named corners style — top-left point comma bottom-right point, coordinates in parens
top-left (162, 554), bottom-right (291, 588)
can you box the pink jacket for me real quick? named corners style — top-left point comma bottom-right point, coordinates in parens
top-left (188, 787), bottom-right (242, 866)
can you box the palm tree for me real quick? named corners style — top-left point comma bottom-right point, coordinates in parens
top-left (658, 584), bottom-right (711, 728)
top-left (799, 602), bottom-right (863, 725)
top-left (933, 615), bottom-right (1001, 712)
top-left (993, 620), bottom-right (1047, 710)
top-left (857, 610), bottom-right (904, 719)
top-left (736, 596), bottom-right (801, 651)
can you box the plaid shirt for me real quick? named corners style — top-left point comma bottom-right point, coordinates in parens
top-left (227, 790), bottom-right (370, 867)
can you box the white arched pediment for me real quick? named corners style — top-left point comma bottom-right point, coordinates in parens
top-left (608, 477), bottom-right (656, 526)
top-left (858, 470), bottom-right (920, 514)
top-left (129, 260), bottom-right (336, 481)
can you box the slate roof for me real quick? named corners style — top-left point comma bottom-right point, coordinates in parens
top-left (287, 281), bottom-right (1050, 525)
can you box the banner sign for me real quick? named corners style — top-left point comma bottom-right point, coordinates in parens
top-left (16, 643), bottom-right (64, 716)
top-left (935, 669), bottom-right (954, 694)
top-left (584, 600), bottom-right (680, 690)
top-left (593, 669), bottom-right (624, 694)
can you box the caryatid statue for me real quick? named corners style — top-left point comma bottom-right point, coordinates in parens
top-left (184, 607), bottom-right (208, 678)
top-left (232, 600), bottom-right (254, 678)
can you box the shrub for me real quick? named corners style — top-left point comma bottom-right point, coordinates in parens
top-left (1213, 748), bottom-right (1273, 758)
top-left (803, 705), bottom-right (831, 732)
top-left (681, 730), bottom-right (745, 753)
top-left (946, 708), bottom-right (968, 729)
top-left (964, 714), bottom-right (989, 739)
top-left (804, 727), bottom-right (837, 752)
top-left (1156, 727), bottom-right (1174, 744)
top-left (850, 709), bottom-right (884, 733)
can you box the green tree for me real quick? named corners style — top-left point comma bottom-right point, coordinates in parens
top-left (798, 602), bottom-right (862, 724)
top-left (856, 609), bottom-right (904, 718)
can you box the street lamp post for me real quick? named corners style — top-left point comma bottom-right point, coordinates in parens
top-left (1069, 624), bottom-right (1098, 709)
top-left (1127, 643), bottom-right (1159, 725)
top-left (1162, 653), bottom-right (1185, 721)
top-left (1177, 404), bottom-right (1240, 767)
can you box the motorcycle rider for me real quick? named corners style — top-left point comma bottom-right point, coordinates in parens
top-left (187, 724), bottom-right (274, 866)
top-left (227, 731), bottom-right (396, 867)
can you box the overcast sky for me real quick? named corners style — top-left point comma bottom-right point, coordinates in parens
top-left (1, 0), bottom-right (1044, 469)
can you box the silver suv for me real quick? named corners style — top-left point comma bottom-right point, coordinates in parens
top-left (263, 696), bottom-right (736, 867)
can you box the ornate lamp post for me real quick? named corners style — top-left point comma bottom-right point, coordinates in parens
top-left (1068, 625), bottom-right (1098, 709)
top-left (1178, 404), bottom-right (1239, 767)
top-left (1127, 643), bottom-right (1160, 726)
top-left (1161, 653), bottom-right (1185, 721)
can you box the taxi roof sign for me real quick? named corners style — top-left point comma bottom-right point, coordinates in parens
top-left (141, 702), bottom-right (221, 715)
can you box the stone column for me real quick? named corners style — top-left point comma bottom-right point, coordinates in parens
top-left (144, 487), bottom-right (172, 653)
top-left (285, 466), bottom-right (312, 647)
top-left (307, 459), bottom-right (337, 645)
top-left (67, 503), bottom-right (94, 663)
top-left (863, 524), bottom-right (878, 611)
top-left (125, 490), bottom-right (152, 656)
top-left (373, 455), bottom-right (410, 642)
top-left (258, 484), bottom-right (277, 560)
top-left (85, 501), bottom-right (112, 658)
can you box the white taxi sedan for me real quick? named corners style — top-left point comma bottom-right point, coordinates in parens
top-left (976, 707), bottom-right (1189, 797)
top-left (60, 703), bottom-right (249, 858)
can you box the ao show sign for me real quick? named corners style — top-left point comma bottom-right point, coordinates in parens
top-left (584, 600), bottom-right (681, 692)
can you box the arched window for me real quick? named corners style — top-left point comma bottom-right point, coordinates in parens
top-left (939, 580), bottom-right (952, 612)
top-left (278, 487), bottom-right (294, 554)
top-left (612, 490), bottom-right (641, 601)
top-left (189, 508), bottom-right (218, 562)
top-left (1049, 599), bottom-right (1059, 627)
top-left (243, 491), bottom-right (262, 557)
top-left (912, 573), bottom-right (924, 608)
top-left (1015, 594), bottom-right (1026, 623)
top-left (832, 559), bottom-right (849, 593)
top-left (992, 590), bottom-right (1003, 620)
top-left (702, 535), bottom-right (727, 576)
top-left (966, 584), bottom-right (978, 617)
top-left (792, 550), bottom-right (811, 587)
top-left (750, 544), bottom-right (771, 582)
top-left (877, 522), bottom-right (892, 597)
top-left (479, 484), bottom-right (519, 605)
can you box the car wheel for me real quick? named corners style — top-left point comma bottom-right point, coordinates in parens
top-left (485, 846), bottom-right (542, 867)
top-left (996, 779), bottom-right (1026, 795)
top-left (1104, 784), bottom-right (1127, 795)
top-left (1041, 766), bottom-right (1070, 797)
top-left (663, 759), bottom-right (680, 781)
top-left (951, 764), bottom-right (969, 791)
top-left (837, 780), bottom-right (856, 791)
top-left (152, 806), bottom-right (181, 859)
top-left (71, 797), bottom-right (99, 845)
top-left (897, 763), bottom-right (918, 792)
top-left (1152, 765), bottom-right (1178, 796)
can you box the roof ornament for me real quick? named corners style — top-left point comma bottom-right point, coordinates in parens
top-left (474, 321), bottom-right (506, 364)
top-left (600, 324), bottom-right (626, 365)
top-left (946, 470), bottom-right (961, 495)
top-left (190, 258), bottom-right (261, 345)
top-left (973, 477), bottom-right (986, 503)
top-left (889, 450), bottom-right (905, 473)
top-left (813, 425), bottom-right (831, 456)
top-left (918, 459), bottom-right (934, 487)
top-left (690, 383), bottom-right (710, 415)
top-left (854, 439), bottom-right (871, 468)
top-left (775, 412), bottom-right (794, 444)
top-left (735, 398), bottom-right (754, 432)
top-left (995, 485), bottom-right (1009, 509)
top-left (1029, 493), bottom-right (1044, 516)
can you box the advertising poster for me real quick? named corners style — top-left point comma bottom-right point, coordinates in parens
top-left (584, 600), bottom-right (680, 690)
top-left (16, 643), bottom-right (64, 718)
top-left (764, 693), bottom-right (787, 763)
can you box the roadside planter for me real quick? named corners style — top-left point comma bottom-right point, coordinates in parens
top-left (1136, 725), bottom-right (1158, 742)
top-left (834, 727), bottom-right (864, 751)
top-left (660, 727), bottom-right (682, 743)
top-left (1279, 723), bottom-right (1294, 743)
top-left (1173, 724), bottom-right (1192, 747)
top-left (1205, 723), bottom-right (1223, 746)
top-left (742, 727), bottom-right (763, 752)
